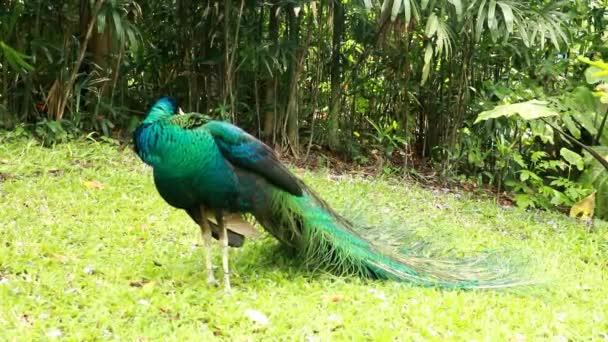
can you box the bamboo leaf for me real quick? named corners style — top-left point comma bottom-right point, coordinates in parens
top-left (448, 0), bottom-right (463, 20)
top-left (550, 16), bottom-right (569, 46)
top-left (403, 0), bottom-right (411, 23)
top-left (391, 0), bottom-right (403, 21)
top-left (514, 16), bottom-right (530, 47)
top-left (126, 26), bottom-right (139, 50)
top-left (435, 17), bottom-right (453, 57)
top-left (487, 0), bottom-right (497, 30)
top-left (97, 9), bottom-right (107, 33)
top-left (381, 0), bottom-right (391, 15)
top-left (530, 25), bottom-right (538, 47)
top-left (497, 1), bottom-right (514, 34)
top-left (113, 10), bottom-right (125, 45)
top-left (421, 43), bottom-right (433, 85)
top-left (0, 41), bottom-right (34, 71)
top-left (546, 21), bottom-right (559, 50)
top-left (475, 0), bottom-right (487, 41)
top-left (425, 13), bottom-right (439, 37)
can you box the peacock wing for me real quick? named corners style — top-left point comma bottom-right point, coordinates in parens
top-left (208, 214), bottom-right (262, 239)
top-left (203, 120), bottom-right (303, 196)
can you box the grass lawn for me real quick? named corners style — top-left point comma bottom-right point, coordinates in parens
top-left (1, 137), bottom-right (607, 341)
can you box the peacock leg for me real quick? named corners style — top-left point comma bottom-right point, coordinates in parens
top-left (215, 211), bottom-right (231, 292)
top-left (199, 207), bottom-right (218, 287)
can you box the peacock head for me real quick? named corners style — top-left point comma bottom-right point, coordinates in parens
top-left (143, 96), bottom-right (178, 123)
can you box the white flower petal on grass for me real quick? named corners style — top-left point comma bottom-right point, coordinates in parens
top-left (46, 329), bottom-right (62, 338)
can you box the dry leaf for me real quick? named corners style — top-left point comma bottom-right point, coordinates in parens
top-left (52, 254), bottom-right (70, 263)
top-left (328, 294), bottom-right (344, 302)
top-left (84, 180), bottom-right (104, 189)
top-left (570, 191), bottom-right (596, 220)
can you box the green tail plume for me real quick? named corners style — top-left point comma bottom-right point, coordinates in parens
top-left (259, 183), bottom-right (528, 289)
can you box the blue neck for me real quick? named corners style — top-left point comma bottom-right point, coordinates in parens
top-left (144, 97), bottom-right (177, 123)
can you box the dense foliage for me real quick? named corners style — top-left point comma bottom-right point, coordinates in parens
top-left (1, 0), bottom-right (607, 215)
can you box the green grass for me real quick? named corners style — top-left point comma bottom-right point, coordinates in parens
top-left (0, 137), bottom-right (607, 341)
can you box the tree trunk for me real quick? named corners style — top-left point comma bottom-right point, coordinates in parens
top-left (223, 0), bottom-right (233, 120)
top-left (47, 0), bottom-right (104, 121)
top-left (327, 0), bottom-right (343, 150)
top-left (401, 21), bottom-right (412, 136)
top-left (285, 4), bottom-right (301, 154)
top-left (81, 0), bottom-right (112, 110)
top-left (222, 0), bottom-right (244, 123)
top-left (263, 1), bottom-right (279, 140)
top-left (178, 0), bottom-right (195, 110)
top-left (1, 58), bottom-right (9, 126)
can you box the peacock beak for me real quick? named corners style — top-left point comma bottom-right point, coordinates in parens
top-left (178, 107), bottom-right (185, 115)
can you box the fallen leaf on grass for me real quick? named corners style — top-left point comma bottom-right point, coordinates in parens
top-left (570, 191), bottom-right (595, 220)
top-left (328, 294), bottom-right (344, 302)
top-left (159, 308), bottom-right (180, 320)
top-left (83, 180), bottom-right (104, 189)
top-left (52, 254), bottom-right (70, 263)
top-left (0, 172), bottom-right (12, 182)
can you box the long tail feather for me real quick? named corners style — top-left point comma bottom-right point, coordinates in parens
top-left (256, 182), bottom-right (529, 289)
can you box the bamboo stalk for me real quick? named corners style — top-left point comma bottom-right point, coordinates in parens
top-left (47, 0), bottom-right (104, 121)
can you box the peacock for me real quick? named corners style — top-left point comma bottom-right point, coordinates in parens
top-left (133, 97), bottom-right (526, 291)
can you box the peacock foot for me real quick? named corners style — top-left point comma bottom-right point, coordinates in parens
top-left (206, 276), bottom-right (219, 287)
top-left (223, 275), bottom-right (231, 293)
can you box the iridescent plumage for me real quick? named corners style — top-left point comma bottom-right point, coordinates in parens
top-left (133, 97), bottom-right (526, 289)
